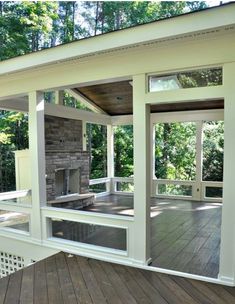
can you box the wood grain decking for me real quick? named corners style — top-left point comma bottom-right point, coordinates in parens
top-left (83, 195), bottom-right (222, 278)
top-left (0, 252), bottom-right (234, 304)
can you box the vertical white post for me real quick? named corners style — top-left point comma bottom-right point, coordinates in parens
top-left (194, 121), bottom-right (203, 200)
top-left (107, 125), bottom-right (114, 193)
top-left (28, 91), bottom-right (46, 241)
top-left (219, 62), bottom-right (235, 285)
top-left (132, 74), bottom-right (151, 264)
top-left (54, 90), bottom-right (64, 105)
top-left (82, 121), bottom-right (87, 151)
top-left (150, 123), bottom-right (156, 196)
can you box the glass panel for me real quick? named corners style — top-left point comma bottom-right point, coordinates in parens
top-left (158, 184), bottom-right (192, 196)
top-left (149, 67), bottom-right (222, 92)
top-left (155, 122), bottom-right (196, 180)
top-left (116, 182), bottom-right (134, 192)
top-left (0, 210), bottom-right (29, 232)
top-left (157, 184), bottom-right (192, 196)
top-left (87, 124), bottom-right (107, 179)
top-left (89, 183), bottom-right (106, 193)
top-left (205, 187), bottom-right (223, 198)
top-left (114, 125), bottom-right (133, 177)
top-left (203, 121), bottom-right (224, 182)
top-left (51, 219), bottom-right (126, 251)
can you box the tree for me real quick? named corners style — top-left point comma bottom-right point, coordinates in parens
top-left (0, 111), bottom-right (28, 191)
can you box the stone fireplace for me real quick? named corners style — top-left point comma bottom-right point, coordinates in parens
top-left (45, 115), bottom-right (94, 208)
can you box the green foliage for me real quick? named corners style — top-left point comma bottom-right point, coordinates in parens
top-left (87, 124), bottom-right (107, 179)
top-left (63, 92), bottom-right (91, 111)
top-left (0, 1), bottom-right (58, 60)
top-left (114, 125), bottom-right (133, 177)
top-left (155, 122), bottom-right (196, 180)
top-left (0, 111), bottom-right (28, 191)
top-left (203, 121), bottom-right (224, 181)
top-left (82, 1), bottom-right (207, 34)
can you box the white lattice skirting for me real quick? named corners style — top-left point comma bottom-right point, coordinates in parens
top-left (0, 251), bottom-right (27, 278)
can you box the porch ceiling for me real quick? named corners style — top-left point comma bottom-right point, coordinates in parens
top-left (75, 81), bottom-right (224, 116)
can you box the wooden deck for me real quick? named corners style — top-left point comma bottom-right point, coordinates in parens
top-left (0, 252), bottom-right (234, 304)
top-left (83, 195), bottom-right (222, 278)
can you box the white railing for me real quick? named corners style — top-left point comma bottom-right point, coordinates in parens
top-left (0, 189), bottom-right (31, 204)
top-left (41, 206), bottom-right (134, 262)
top-left (201, 181), bottom-right (223, 202)
top-left (0, 190), bottom-right (32, 237)
top-left (89, 177), bottom-right (223, 202)
top-left (112, 177), bottom-right (134, 195)
top-left (89, 177), bottom-right (111, 197)
top-left (152, 178), bottom-right (195, 200)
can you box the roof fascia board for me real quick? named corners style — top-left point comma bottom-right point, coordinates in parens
top-left (0, 4), bottom-right (235, 76)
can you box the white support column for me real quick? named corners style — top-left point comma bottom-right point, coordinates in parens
top-left (150, 123), bottom-right (156, 197)
top-left (28, 91), bottom-right (46, 241)
top-left (133, 74), bottom-right (151, 265)
top-left (54, 90), bottom-right (64, 105)
top-left (82, 121), bottom-right (87, 151)
top-left (219, 62), bottom-right (235, 286)
top-left (194, 121), bottom-right (203, 200)
top-left (107, 125), bottom-right (114, 193)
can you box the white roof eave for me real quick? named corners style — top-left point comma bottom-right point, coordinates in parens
top-left (0, 4), bottom-right (235, 76)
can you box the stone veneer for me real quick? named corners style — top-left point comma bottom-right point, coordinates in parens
top-left (45, 115), bottom-right (89, 202)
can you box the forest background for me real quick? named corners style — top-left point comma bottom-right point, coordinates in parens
top-left (0, 1), bottom-right (224, 193)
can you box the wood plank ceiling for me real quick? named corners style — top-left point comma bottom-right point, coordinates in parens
top-left (76, 80), bottom-right (224, 116)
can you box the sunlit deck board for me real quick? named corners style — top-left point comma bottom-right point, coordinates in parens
top-left (0, 252), bottom-right (234, 304)
top-left (83, 195), bottom-right (222, 278)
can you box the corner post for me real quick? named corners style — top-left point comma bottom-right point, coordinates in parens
top-left (107, 125), bottom-right (114, 193)
top-left (28, 91), bottom-right (46, 241)
top-left (54, 90), bottom-right (64, 105)
top-left (132, 74), bottom-right (151, 264)
top-left (219, 62), bottom-right (235, 285)
top-left (194, 120), bottom-right (203, 200)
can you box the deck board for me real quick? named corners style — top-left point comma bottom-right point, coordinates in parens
top-left (83, 195), bottom-right (222, 278)
top-left (0, 252), bottom-right (234, 304)
top-left (34, 259), bottom-right (48, 304)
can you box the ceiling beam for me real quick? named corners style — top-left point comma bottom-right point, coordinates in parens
top-left (65, 88), bottom-right (108, 115)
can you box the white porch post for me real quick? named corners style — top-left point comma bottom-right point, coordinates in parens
top-left (133, 74), bottom-right (151, 264)
top-left (107, 125), bottom-right (114, 192)
top-left (151, 123), bottom-right (156, 196)
top-left (54, 90), bottom-right (64, 105)
top-left (28, 91), bottom-right (46, 241)
top-left (219, 62), bottom-right (235, 285)
top-left (194, 121), bottom-right (203, 200)
top-left (82, 121), bottom-right (87, 151)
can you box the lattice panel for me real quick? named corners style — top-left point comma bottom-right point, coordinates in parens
top-left (0, 251), bottom-right (25, 278)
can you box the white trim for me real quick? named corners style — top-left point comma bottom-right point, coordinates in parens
top-left (45, 103), bottom-right (111, 125)
top-left (0, 190), bottom-right (31, 201)
top-left (54, 90), bottom-right (64, 105)
top-left (146, 86), bottom-right (224, 104)
top-left (66, 88), bottom-right (107, 114)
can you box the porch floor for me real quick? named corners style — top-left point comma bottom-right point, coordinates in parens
top-left (0, 252), bottom-right (234, 304)
top-left (83, 195), bottom-right (221, 278)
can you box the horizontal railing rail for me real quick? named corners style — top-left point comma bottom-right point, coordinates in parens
top-left (0, 189), bottom-right (31, 201)
top-left (41, 206), bottom-right (134, 261)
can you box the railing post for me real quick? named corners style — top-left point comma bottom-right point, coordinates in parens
top-left (107, 125), bottom-right (114, 193)
top-left (28, 91), bottom-right (46, 241)
top-left (195, 120), bottom-right (203, 200)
